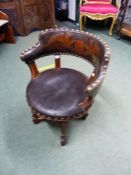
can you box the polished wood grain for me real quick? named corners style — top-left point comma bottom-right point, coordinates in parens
top-left (0, 11), bottom-right (15, 43)
top-left (0, 0), bottom-right (55, 36)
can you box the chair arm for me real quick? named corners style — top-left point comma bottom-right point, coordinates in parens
top-left (79, 54), bottom-right (110, 110)
top-left (79, 96), bottom-right (93, 111)
top-left (20, 42), bottom-right (42, 63)
top-left (79, 63), bottom-right (108, 110)
top-left (78, 74), bottom-right (105, 110)
top-left (86, 74), bottom-right (104, 96)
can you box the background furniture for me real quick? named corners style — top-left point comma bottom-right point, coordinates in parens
top-left (0, 0), bottom-right (55, 36)
top-left (0, 11), bottom-right (15, 43)
top-left (20, 28), bottom-right (110, 146)
top-left (55, 0), bottom-right (76, 22)
top-left (55, 0), bottom-right (68, 21)
top-left (116, 0), bottom-right (131, 38)
top-left (79, 0), bottom-right (119, 35)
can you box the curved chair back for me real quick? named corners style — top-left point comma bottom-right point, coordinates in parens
top-left (20, 28), bottom-right (110, 97)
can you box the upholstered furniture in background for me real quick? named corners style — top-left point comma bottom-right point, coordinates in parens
top-left (116, 0), bottom-right (131, 38)
top-left (79, 0), bottom-right (119, 35)
top-left (0, 11), bottom-right (15, 43)
top-left (0, 0), bottom-right (55, 36)
top-left (20, 28), bottom-right (110, 145)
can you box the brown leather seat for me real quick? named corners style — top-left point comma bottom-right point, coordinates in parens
top-left (27, 68), bottom-right (88, 117)
top-left (20, 28), bottom-right (110, 145)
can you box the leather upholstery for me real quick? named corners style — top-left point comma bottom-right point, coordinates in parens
top-left (20, 30), bottom-right (104, 70)
top-left (27, 68), bottom-right (89, 117)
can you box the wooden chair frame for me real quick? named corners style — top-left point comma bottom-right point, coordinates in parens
top-left (20, 28), bottom-right (110, 145)
top-left (79, 0), bottom-right (119, 35)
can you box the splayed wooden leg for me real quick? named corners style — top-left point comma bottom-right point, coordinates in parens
top-left (60, 122), bottom-right (67, 146)
top-left (80, 113), bottom-right (88, 120)
top-left (32, 113), bottom-right (45, 124)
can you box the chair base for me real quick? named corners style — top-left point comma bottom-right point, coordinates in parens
top-left (32, 110), bottom-right (89, 146)
top-left (60, 121), bottom-right (67, 146)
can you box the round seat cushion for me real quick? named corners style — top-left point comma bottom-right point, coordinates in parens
top-left (27, 68), bottom-right (89, 117)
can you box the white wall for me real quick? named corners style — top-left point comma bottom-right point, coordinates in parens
top-left (68, 0), bottom-right (76, 21)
